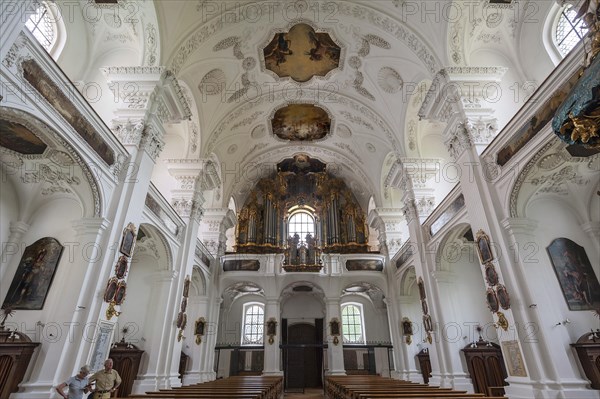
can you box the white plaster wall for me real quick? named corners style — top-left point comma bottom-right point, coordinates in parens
top-left (281, 293), bottom-right (325, 321)
top-left (217, 294), bottom-right (265, 345)
top-left (0, 175), bottom-right (19, 262)
top-left (526, 198), bottom-right (600, 362)
top-left (341, 295), bottom-right (390, 343)
top-left (1, 197), bottom-right (83, 384)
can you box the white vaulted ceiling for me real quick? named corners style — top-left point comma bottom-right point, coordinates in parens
top-left (55, 0), bottom-right (559, 210)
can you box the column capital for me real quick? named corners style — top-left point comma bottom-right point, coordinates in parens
top-left (501, 217), bottom-right (539, 238)
top-left (71, 217), bottom-right (110, 236)
top-left (9, 221), bottom-right (30, 235)
top-left (582, 221), bottom-right (600, 236)
top-left (431, 270), bottom-right (456, 283)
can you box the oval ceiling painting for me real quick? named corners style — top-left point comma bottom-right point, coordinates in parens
top-left (271, 104), bottom-right (331, 141)
top-left (263, 23), bottom-right (341, 82)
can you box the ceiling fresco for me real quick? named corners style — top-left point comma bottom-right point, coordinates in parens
top-left (263, 23), bottom-right (341, 82)
top-left (271, 104), bottom-right (331, 141)
top-left (0, 119), bottom-right (48, 155)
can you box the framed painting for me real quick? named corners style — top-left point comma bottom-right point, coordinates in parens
top-left (114, 256), bottom-right (128, 279)
top-left (183, 275), bottom-right (191, 298)
top-left (421, 299), bottom-right (428, 315)
top-left (486, 288), bottom-right (499, 313)
top-left (484, 262), bottom-right (499, 286)
top-left (103, 277), bottom-right (118, 303)
top-left (119, 223), bottom-right (136, 257)
top-left (417, 277), bottom-right (426, 301)
top-left (195, 317), bottom-right (206, 345)
top-left (547, 238), bottom-right (600, 310)
top-left (497, 284), bottom-right (511, 310)
top-left (114, 282), bottom-right (127, 306)
top-left (476, 230), bottom-right (494, 264)
top-left (501, 340), bottom-right (527, 377)
top-left (180, 297), bottom-right (187, 312)
top-left (329, 318), bottom-right (341, 336)
top-left (423, 314), bottom-right (433, 332)
top-left (2, 237), bottom-right (63, 310)
top-left (401, 318), bottom-right (413, 336)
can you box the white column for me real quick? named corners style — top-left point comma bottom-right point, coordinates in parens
top-left (262, 297), bottom-right (283, 376)
top-left (429, 270), bottom-right (473, 392)
top-left (131, 271), bottom-right (178, 393)
top-left (397, 295), bottom-right (421, 383)
top-left (325, 297), bottom-right (346, 375)
top-left (181, 296), bottom-right (209, 385)
top-left (383, 297), bottom-right (404, 380)
top-left (0, 220), bottom-right (29, 282)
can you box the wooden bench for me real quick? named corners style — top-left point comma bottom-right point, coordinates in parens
top-left (325, 375), bottom-right (504, 399)
top-left (125, 375), bottom-right (283, 399)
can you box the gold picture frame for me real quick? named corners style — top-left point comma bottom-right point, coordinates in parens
top-left (266, 318), bottom-right (277, 345)
top-left (476, 229), bottom-right (493, 264)
top-left (119, 223), bottom-right (136, 257)
top-left (195, 317), bottom-right (206, 345)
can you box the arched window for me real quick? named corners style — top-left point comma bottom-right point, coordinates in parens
top-left (554, 5), bottom-right (588, 56)
top-left (288, 210), bottom-right (315, 246)
top-left (241, 303), bottom-right (264, 345)
top-left (25, 2), bottom-right (56, 51)
top-left (341, 303), bottom-right (365, 344)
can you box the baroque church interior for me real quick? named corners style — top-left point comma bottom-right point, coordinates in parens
top-left (0, 0), bottom-right (599, 398)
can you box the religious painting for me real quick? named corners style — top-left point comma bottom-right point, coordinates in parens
top-left (176, 311), bottom-right (187, 329)
top-left (417, 277), bottom-right (426, 301)
top-left (0, 119), bottom-right (47, 154)
top-left (103, 277), bottom-right (118, 303)
top-left (497, 67), bottom-right (582, 166)
top-left (547, 238), bottom-right (600, 310)
top-left (421, 299), bottom-right (429, 315)
top-left (180, 297), bottom-right (187, 313)
top-left (183, 275), bottom-right (191, 298)
top-left (271, 104), bottom-right (331, 141)
top-left (501, 340), bottom-right (527, 377)
top-left (429, 194), bottom-right (465, 236)
top-left (2, 237), bottom-right (63, 310)
top-left (484, 263), bottom-right (499, 286)
top-left (114, 256), bottom-right (128, 279)
top-left (195, 317), bottom-right (206, 336)
top-left (486, 288), bottom-right (499, 313)
top-left (401, 318), bottom-right (413, 335)
top-left (496, 284), bottom-right (510, 310)
top-left (119, 223), bottom-right (136, 257)
top-left (488, 0), bottom-right (512, 3)
top-left (114, 282), bottom-right (126, 306)
top-left (422, 314), bottom-right (433, 332)
top-left (476, 230), bottom-right (494, 264)
top-left (329, 318), bottom-right (341, 336)
top-left (263, 23), bottom-right (341, 82)
top-left (223, 259), bottom-right (261, 272)
top-left (345, 259), bottom-right (384, 271)
top-left (21, 60), bottom-right (115, 165)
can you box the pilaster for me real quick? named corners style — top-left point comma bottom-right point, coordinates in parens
top-left (325, 297), bottom-right (346, 375)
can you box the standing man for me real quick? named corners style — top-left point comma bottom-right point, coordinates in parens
top-left (55, 365), bottom-right (90, 399)
top-left (88, 358), bottom-right (121, 399)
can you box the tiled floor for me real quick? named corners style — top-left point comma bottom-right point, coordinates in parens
top-left (284, 388), bottom-right (325, 398)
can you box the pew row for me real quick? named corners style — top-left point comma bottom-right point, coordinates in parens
top-left (325, 375), bottom-right (505, 399)
top-left (124, 375), bottom-right (283, 399)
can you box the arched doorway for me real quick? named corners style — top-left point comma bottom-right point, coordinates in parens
top-left (286, 323), bottom-right (322, 390)
top-left (280, 281), bottom-right (326, 392)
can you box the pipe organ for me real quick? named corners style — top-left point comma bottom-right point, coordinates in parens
top-left (235, 155), bottom-right (369, 258)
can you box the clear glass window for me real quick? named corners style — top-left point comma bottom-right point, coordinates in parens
top-left (341, 304), bottom-right (365, 344)
top-left (288, 211), bottom-right (315, 246)
top-left (242, 303), bottom-right (264, 345)
top-left (25, 2), bottom-right (56, 52)
top-left (555, 5), bottom-right (588, 56)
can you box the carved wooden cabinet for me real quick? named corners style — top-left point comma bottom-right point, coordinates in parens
top-left (0, 329), bottom-right (40, 398)
top-left (461, 339), bottom-right (508, 396)
top-left (416, 349), bottom-right (432, 384)
top-left (109, 341), bottom-right (144, 398)
top-left (571, 331), bottom-right (600, 389)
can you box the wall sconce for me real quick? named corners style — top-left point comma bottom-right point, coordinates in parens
top-left (266, 318), bottom-right (277, 345)
top-left (195, 317), bottom-right (206, 345)
top-left (528, 304), bottom-right (537, 308)
top-left (329, 318), bottom-right (341, 345)
top-left (555, 319), bottom-right (571, 326)
top-left (401, 317), bottom-right (413, 345)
